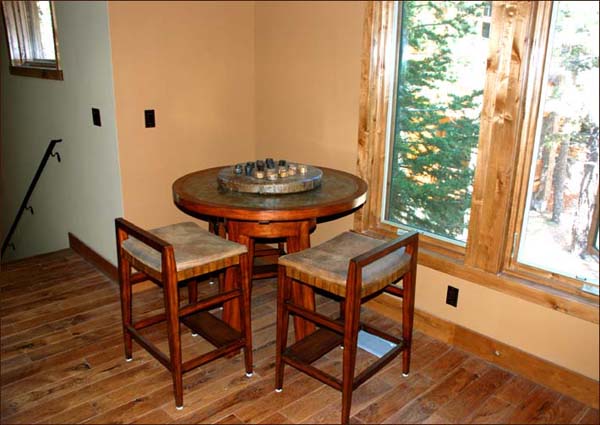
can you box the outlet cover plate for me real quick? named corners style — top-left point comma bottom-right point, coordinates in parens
top-left (446, 285), bottom-right (459, 307)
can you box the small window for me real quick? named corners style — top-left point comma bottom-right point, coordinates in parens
top-left (2, 0), bottom-right (62, 80)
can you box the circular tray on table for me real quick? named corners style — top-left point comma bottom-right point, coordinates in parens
top-left (217, 164), bottom-right (322, 195)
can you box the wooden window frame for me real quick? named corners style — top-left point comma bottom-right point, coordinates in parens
top-left (1, 1), bottom-right (63, 80)
top-left (355, 1), bottom-right (599, 324)
top-left (503, 1), bottom-right (600, 296)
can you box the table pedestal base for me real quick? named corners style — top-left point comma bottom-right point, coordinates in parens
top-left (224, 219), bottom-right (317, 341)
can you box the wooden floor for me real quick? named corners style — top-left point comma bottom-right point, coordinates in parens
top-left (1, 249), bottom-right (598, 424)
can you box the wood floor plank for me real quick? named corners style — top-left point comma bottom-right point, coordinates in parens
top-left (258, 412), bottom-right (292, 424)
top-left (215, 413), bottom-right (246, 424)
top-left (1, 303), bottom-right (116, 348)
top-left (461, 356), bottom-right (494, 375)
top-left (578, 407), bottom-right (600, 424)
top-left (1, 293), bottom-right (119, 332)
top-left (163, 336), bottom-right (294, 423)
top-left (0, 275), bottom-right (109, 315)
top-left (3, 359), bottom-right (163, 423)
top-left (279, 385), bottom-right (340, 423)
top-left (495, 374), bottom-right (539, 404)
top-left (354, 373), bottom-right (433, 424)
top-left (420, 347), bottom-right (469, 382)
top-left (82, 378), bottom-right (175, 424)
top-left (300, 375), bottom-right (396, 424)
top-left (507, 386), bottom-right (563, 424)
top-left (132, 408), bottom-right (175, 424)
top-left (466, 395), bottom-right (516, 424)
top-left (409, 338), bottom-right (452, 373)
top-left (1, 248), bottom-right (595, 425)
top-left (385, 366), bottom-right (482, 424)
top-left (233, 367), bottom-right (324, 423)
top-left (543, 395), bottom-right (589, 424)
top-left (423, 413), bottom-right (454, 424)
top-left (436, 366), bottom-right (513, 423)
top-left (45, 364), bottom-right (172, 423)
top-left (174, 374), bottom-right (277, 424)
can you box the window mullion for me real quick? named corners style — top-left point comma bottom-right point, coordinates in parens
top-left (504, 1), bottom-right (553, 274)
top-left (465, 1), bottom-right (535, 273)
top-left (354, 1), bottom-right (397, 233)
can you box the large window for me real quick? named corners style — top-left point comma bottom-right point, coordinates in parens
top-left (356, 1), bottom-right (599, 321)
top-left (512, 1), bottom-right (599, 291)
top-left (385, 1), bottom-right (491, 244)
top-left (1, 1), bottom-right (62, 80)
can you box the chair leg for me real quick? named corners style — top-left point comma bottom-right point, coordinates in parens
top-left (187, 279), bottom-right (199, 336)
top-left (210, 218), bottom-right (227, 293)
top-left (341, 286), bottom-right (361, 425)
top-left (164, 276), bottom-right (184, 409)
top-left (187, 279), bottom-right (198, 305)
top-left (339, 299), bottom-right (346, 319)
top-left (236, 265), bottom-right (253, 377)
top-left (275, 266), bottom-right (291, 392)
top-left (118, 254), bottom-right (133, 361)
top-left (247, 238), bottom-right (255, 291)
top-left (402, 270), bottom-right (416, 377)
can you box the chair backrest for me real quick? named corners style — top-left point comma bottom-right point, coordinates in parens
top-left (116, 217), bottom-right (177, 285)
top-left (346, 230), bottom-right (419, 299)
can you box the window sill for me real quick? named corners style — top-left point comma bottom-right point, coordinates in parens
top-left (420, 247), bottom-right (599, 324)
top-left (9, 65), bottom-right (63, 80)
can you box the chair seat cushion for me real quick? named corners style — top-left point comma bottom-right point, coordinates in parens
top-left (278, 231), bottom-right (411, 297)
top-left (122, 222), bottom-right (247, 274)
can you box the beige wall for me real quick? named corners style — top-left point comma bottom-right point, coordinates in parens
top-left (109, 0), bottom-right (362, 237)
top-left (109, 1), bottom-right (256, 229)
top-left (255, 1), bottom-right (365, 244)
top-left (107, 1), bottom-right (598, 380)
top-left (417, 267), bottom-right (599, 379)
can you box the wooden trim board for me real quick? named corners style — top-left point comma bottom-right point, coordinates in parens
top-left (367, 294), bottom-right (599, 409)
top-left (68, 232), bottom-right (117, 281)
top-left (68, 232), bottom-right (154, 292)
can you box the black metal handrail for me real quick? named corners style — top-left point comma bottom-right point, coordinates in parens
top-left (1, 139), bottom-right (62, 257)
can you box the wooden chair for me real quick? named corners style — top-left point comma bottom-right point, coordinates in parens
top-left (115, 218), bottom-right (253, 409)
top-left (275, 230), bottom-right (418, 424)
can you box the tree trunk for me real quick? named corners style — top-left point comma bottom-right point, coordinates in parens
top-left (551, 138), bottom-right (570, 223)
top-left (532, 113), bottom-right (556, 212)
top-left (570, 126), bottom-right (599, 256)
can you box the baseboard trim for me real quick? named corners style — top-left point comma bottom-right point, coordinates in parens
top-left (68, 233), bottom-right (156, 293)
top-left (367, 294), bottom-right (599, 409)
top-left (68, 232), bottom-right (117, 281)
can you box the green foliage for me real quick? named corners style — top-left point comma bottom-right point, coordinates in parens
top-left (387, 1), bottom-right (487, 240)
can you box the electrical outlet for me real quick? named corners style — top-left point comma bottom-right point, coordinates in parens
top-left (144, 109), bottom-right (155, 128)
top-left (446, 285), bottom-right (459, 307)
top-left (92, 108), bottom-right (101, 127)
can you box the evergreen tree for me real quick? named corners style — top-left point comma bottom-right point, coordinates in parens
top-left (387, 1), bottom-right (487, 240)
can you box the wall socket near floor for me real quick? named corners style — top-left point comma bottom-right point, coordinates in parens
top-left (446, 285), bottom-right (459, 307)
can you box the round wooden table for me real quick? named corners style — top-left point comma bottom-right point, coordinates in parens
top-left (173, 166), bottom-right (368, 340)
